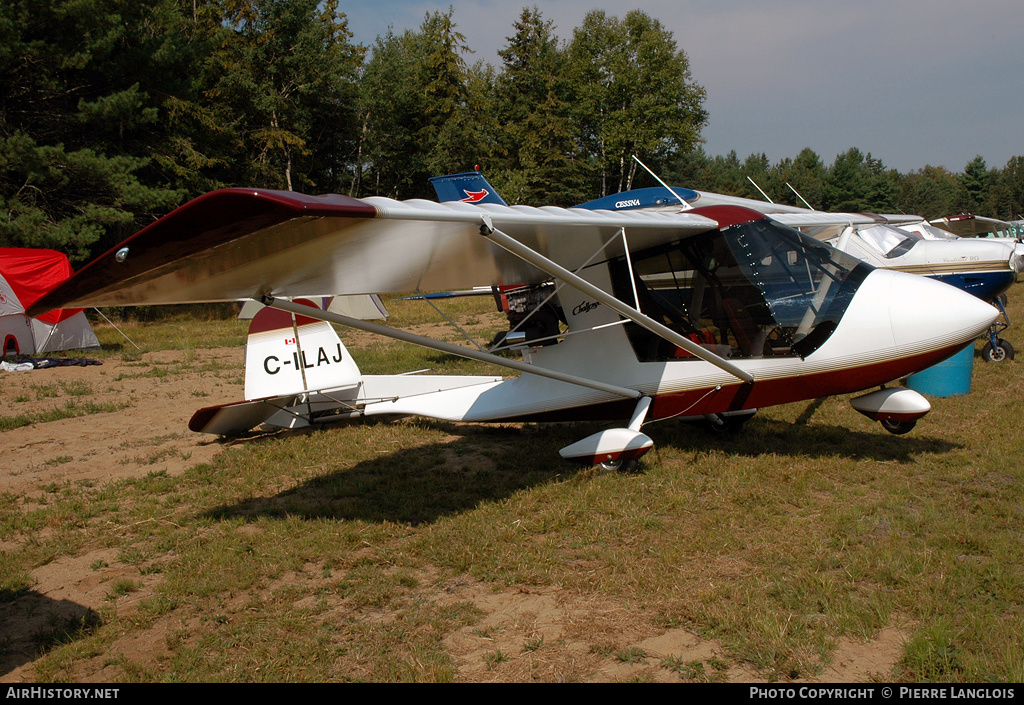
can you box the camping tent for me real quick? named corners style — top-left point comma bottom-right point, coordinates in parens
top-left (0, 248), bottom-right (100, 356)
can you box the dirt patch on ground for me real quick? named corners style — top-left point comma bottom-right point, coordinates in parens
top-left (1, 348), bottom-right (246, 680)
top-left (0, 347), bottom-right (906, 682)
top-left (434, 577), bottom-right (903, 683)
top-left (1, 348), bottom-right (243, 499)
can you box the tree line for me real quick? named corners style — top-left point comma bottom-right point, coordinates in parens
top-left (2, 0), bottom-right (1022, 266)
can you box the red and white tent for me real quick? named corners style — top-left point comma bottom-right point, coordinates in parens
top-left (0, 248), bottom-right (100, 356)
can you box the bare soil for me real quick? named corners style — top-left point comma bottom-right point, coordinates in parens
top-left (0, 348), bottom-right (906, 682)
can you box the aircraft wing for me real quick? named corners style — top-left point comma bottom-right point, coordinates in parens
top-left (29, 188), bottom-right (719, 314)
top-left (688, 189), bottom-right (922, 239)
top-left (929, 214), bottom-right (1014, 237)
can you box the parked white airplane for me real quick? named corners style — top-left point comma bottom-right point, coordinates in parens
top-left (929, 213), bottom-right (1024, 240)
top-left (30, 184), bottom-right (997, 469)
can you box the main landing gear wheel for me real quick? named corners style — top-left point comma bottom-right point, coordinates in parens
top-left (705, 411), bottom-right (756, 434)
top-left (981, 339), bottom-right (1015, 362)
top-left (881, 419), bottom-right (917, 435)
top-left (596, 458), bottom-right (639, 474)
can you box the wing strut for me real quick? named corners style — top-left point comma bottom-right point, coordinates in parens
top-left (477, 218), bottom-right (756, 385)
top-left (260, 297), bottom-right (642, 400)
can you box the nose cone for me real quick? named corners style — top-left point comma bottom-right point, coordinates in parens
top-left (888, 271), bottom-right (998, 351)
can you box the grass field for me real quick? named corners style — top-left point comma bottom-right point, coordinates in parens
top-left (1, 289), bottom-right (1022, 682)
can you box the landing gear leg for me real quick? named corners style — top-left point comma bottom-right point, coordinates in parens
top-left (981, 299), bottom-right (1014, 362)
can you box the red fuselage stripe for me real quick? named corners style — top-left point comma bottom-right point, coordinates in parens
top-left (498, 343), bottom-right (970, 423)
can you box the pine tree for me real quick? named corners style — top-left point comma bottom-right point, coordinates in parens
top-left (492, 8), bottom-right (582, 205)
top-left (207, 0), bottom-right (364, 192)
top-left (0, 0), bottom-right (187, 262)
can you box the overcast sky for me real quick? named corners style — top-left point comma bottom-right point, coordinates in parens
top-left (339, 0), bottom-right (1023, 174)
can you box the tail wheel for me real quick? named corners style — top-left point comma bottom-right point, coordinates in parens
top-left (981, 339), bottom-right (1015, 362)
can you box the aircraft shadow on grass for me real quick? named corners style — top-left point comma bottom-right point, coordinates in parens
top-left (202, 411), bottom-right (960, 527)
top-left (0, 590), bottom-right (100, 677)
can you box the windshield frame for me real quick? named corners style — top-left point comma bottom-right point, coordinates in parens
top-left (605, 215), bottom-right (872, 362)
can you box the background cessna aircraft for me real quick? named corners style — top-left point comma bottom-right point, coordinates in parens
top-left (30, 179), bottom-right (997, 470)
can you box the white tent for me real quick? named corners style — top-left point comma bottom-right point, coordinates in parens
top-left (0, 248), bottom-right (100, 356)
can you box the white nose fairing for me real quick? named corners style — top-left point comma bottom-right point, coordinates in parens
top-left (886, 270), bottom-right (1000, 352)
top-left (818, 268), bottom-right (998, 368)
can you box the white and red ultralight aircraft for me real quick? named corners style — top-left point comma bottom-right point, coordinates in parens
top-left (29, 186), bottom-right (998, 470)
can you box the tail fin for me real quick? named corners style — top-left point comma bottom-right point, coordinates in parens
top-left (244, 299), bottom-right (361, 400)
top-left (429, 171), bottom-right (509, 206)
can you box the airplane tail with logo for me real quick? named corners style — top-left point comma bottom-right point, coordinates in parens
top-left (429, 170), bottom-right (509, 206)
top-left (244, 299), bottom-right (361, 400)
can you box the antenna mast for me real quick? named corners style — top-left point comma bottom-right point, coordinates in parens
top-left (746, 176), bottom-right (773, 203)
top-left (632, 155), bottom-right (690, 209)
top-left (786, 183), bottom-right (816, 210)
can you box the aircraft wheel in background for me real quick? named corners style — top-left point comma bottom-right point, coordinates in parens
top-left (981, 339), bottom-right (1015, 362)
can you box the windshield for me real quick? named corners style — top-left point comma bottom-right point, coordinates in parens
top-left (905, 222), bottom-right (960, 241)
top-left (608, 217), bottom-right (872, 361)
top-left (856, 224), bottom-right (920, 258)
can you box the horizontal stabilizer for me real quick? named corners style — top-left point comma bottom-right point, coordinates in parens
top-left (189, 397), bottom-right (297, 435)
top-left (239, 294), bottom-right (389, 321)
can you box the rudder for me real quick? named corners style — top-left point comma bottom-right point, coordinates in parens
top-left (429, 171), bottom-right (509, 206)
top-left (244, 300), bottom-right (361, 400)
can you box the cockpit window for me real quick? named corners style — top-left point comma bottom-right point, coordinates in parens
top-left (910, 223), bottom-right (959, 241)
top-left (857, 224), bottom-right (920, 258)
top-left (608, 217), bottom-right (871, 361)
